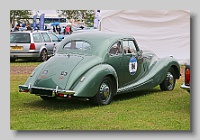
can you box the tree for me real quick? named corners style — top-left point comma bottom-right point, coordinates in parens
top-left (56, 10), bottom-right (79, 20)
top-left (57, 10), bottom-right (95, 26)
top-left (10, 10), bottom-right (33, 27)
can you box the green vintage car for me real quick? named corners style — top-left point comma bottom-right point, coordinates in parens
top-left (19, 31), bottom-right (180, 106)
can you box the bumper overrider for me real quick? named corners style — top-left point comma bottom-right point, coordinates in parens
top-left (19, 84), bottom-right (75, 98)
top-left (180, 84), bottom-right (190, 92)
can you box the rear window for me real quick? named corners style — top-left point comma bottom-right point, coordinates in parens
top-left (10, 33), bottom-right (30, 43)
top-left (63, 41), bottom-right (91, 51)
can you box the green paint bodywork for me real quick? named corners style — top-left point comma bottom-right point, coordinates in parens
top-left (20, 31), bottom-right (180, 98)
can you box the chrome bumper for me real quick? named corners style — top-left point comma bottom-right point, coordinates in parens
top-left (19, 84), bottom-right (75, 95)
top-left (180, 84), bottom-right (190, 92)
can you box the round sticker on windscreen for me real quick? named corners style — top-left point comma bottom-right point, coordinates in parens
top-left (129, 56), bottom-right (137, 75)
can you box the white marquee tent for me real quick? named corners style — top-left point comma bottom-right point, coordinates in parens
top-left (98, 10), bottom-right (190, 65)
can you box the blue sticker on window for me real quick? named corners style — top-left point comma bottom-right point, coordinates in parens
top-left (129, 56), bottom-right (137, 75)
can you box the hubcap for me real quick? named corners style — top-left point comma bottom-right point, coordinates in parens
top-left (42, 51), bottom-right (47, 61)
top-left (166, 72), bottom-right (174, 89)
top-left (99, 82), bottom-right (110, 102)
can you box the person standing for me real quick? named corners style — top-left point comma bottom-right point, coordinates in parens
top-left (69, 25), bottom-right (73, 34)
top-left (44, 25), bottom-right (47, 30)
top-left (13, 24), bottom-right (20, 31)
top-left (57, 25), bottom-right (61, 34)
top-left (26, 23), bottom-right (32, 30)
top-left (63, 26), bottom-right (66, 35)
top-left (53, 26), bottom-right (56, 33)
top-left (65, 25), bottom-right (70, 35)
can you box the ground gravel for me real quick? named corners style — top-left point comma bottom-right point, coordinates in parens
top-left (10, 65), bottom-right (185, 78)
top-left (10, 66), bottom-right (36, 75)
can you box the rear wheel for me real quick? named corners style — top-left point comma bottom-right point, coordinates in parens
top-left (10, 58), bottom-right (16, 62)
top-left (90, 77), bottom-right (115, 106)
top-left (38, 49), bottom-right (48, 62)
top-left (160, 67), bottom-right (176, 91)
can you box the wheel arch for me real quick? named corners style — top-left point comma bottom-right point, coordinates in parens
top-left (38, 47), bottom-right (48, 61)
top-left (106, 74), bottom-right (118, 96)
top-left (39, 46), bottom-right (48, 57)
top-left (171, 64), bottom-right (180, 79)
top-left (72, 64), bottom-right (118, 97)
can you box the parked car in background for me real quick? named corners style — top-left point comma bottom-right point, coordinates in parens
top-left (19, 31), bottom-right (180, 106)
top-left (10, 30), bottom-right (62, 62)
top-left (181, 64), bottom-right (190, 93)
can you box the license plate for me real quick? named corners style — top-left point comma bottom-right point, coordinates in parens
top-left (10, 46), bottom-right (23, 50)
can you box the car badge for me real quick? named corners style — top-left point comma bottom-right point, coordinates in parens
top-left (42, 70), bottom-right (48, 75)
top-left (61, 71), bottom-right (68, 76)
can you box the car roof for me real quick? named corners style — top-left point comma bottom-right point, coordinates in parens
top-left (57, 31), bottom-right (135, 56)
top-left (64, 31), bottom-right (134, 46)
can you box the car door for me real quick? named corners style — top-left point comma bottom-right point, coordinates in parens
top-left (120, 38), bottom-right (144, 87)
top-left (41, 32), bottom-right (54, 55)
top-left (107, 41), bottom-right (125, 87)
top-left (48, 32), bottom-right (61, 54)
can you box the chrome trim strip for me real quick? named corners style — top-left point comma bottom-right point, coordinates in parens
top-left (180, 84), bottom-right (190, 90)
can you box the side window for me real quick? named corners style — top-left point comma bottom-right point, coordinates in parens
top-left (41, 33), bottom-right (51, 42)
top-left (123, 40), bottom-right (136, 54)
top-left (109, 42), bottom-right (122, 55)
top-left (48, 33), bottom-right (60, 42)
top-left (63, 42), bottom-right (71, 48)
top-left (32, 33), bottom-right (43, 42)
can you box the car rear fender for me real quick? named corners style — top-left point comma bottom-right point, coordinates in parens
top-left (71, 64), bottom-right (118, 97)
top-left (23, 62), bottom-right (46, 86)
top-left (154, 56), bottom-right (180, 83)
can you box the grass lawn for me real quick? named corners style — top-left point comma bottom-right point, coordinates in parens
top-left (10, 63), bottom-right (190, 130)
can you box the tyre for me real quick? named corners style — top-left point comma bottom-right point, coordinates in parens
top-left (90, 77), bottom-right (115, 106)
top-left (40, 96), bottom-right (56, 101)
top-left (160, 67), bottom-right (176, 91)
top-left (38, 49), bottom-right (48, 62)
top-left (10, 58), bottom-right (16, 62)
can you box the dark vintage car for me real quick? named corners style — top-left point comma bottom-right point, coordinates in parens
top-left (180, 64), bottom-right (190, 93)
top-left (19, 31), bottom-right (181, 106)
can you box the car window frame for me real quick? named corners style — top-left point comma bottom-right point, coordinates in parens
top-left (108, 41), bottom-right (123, 57)
top-left (48, 32), bottom-right (60, 42)
top-left (32, 32), bottom-right (43, 43)
top-left (41, 32), bottom-right (51, 42)
top-left (122, 38), bottom-right (140, 54)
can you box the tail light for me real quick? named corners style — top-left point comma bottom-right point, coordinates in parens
top-left (29, 43), bottom-right (36, 50)
top-left (185, 68), bottom-right (190, 85)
